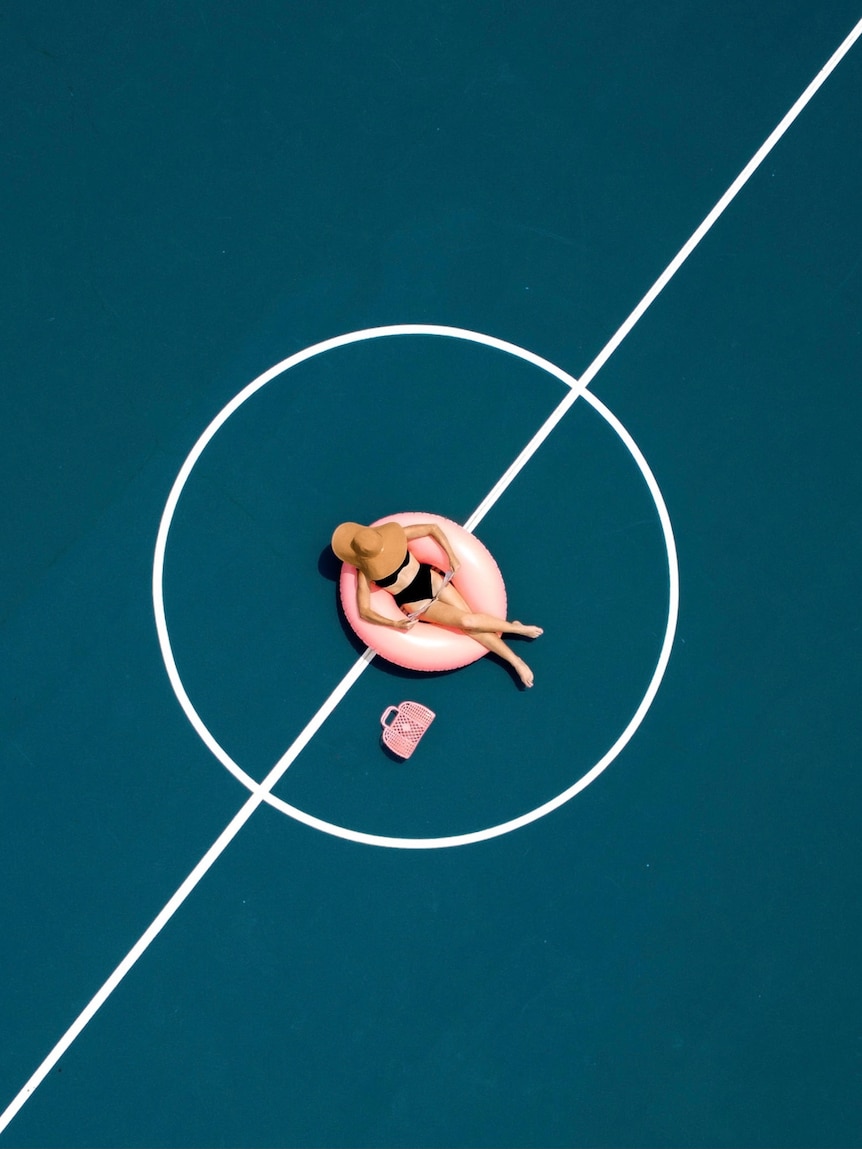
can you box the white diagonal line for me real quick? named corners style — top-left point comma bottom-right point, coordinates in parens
top-left (465, 14), bottom-right (862, 532)
top-left (2, 16), bottom-right (859, 1137)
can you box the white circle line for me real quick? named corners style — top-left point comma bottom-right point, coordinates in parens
top-left (6, 20), bottom-right (860, 1134)
top-left (153, 325), bottom-right (678, 848)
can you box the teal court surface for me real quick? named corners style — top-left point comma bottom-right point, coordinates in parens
top-left (2, 4), bottom-right (861, 1146)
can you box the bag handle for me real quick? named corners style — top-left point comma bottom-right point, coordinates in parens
top-left (380, 706), bottom-right (400, 728)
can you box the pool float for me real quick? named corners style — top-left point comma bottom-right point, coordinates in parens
top-left (338, 512), bottom-right (507, 671)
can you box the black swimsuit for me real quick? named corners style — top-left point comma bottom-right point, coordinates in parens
top-left (374, 552), bottom-right (439, 607)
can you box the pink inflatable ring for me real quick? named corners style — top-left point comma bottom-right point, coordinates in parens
top-left (337, 512), bottom-right (507, 672)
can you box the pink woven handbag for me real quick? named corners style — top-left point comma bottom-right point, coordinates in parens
top-left (380, 701), bottom-right (436, 759)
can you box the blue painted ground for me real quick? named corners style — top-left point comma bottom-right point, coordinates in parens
top-left (1, 3), bottom-right (860, 1146)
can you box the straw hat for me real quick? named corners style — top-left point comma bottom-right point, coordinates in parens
top-left (331, 521), bottom-right (408, 581)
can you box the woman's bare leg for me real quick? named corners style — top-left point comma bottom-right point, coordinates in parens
top-left (401, 590), bottom-right (541, 687)
top-left (461, 629), bottom-right (536, 688)
top-left (433, 579), bottom-right (543, 638)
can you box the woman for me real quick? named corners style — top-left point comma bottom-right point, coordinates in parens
top-left (331, 519), bottom-right (541, 687)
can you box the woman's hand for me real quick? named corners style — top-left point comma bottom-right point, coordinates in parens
top-left (392, 616), bottom-right (417, 630)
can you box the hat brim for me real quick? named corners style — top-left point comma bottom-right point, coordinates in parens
top-left (331, 520), bottom-right (409, 581)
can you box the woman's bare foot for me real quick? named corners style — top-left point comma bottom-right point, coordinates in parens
top-left (513, 621), bottom-right (543, 639)
top-left (512, 655), bottom-right (534, 688)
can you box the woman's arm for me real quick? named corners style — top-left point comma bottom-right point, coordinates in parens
top-left (403, 523), bottom-right (460, 571)
top-left (356, 570), bottom-right (415, 629)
